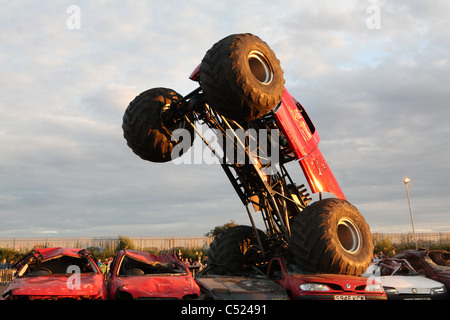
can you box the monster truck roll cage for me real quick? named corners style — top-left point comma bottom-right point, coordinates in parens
top-left (161, 85), bottom-right (311, 259)
top-left (123, 34), bottom-right (374, 275)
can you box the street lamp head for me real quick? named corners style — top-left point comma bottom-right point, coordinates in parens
top-left (404, 177), bottom-right (410, 184)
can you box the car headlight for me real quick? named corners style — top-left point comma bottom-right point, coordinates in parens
top-left (365, 284), bottom-right (383, 292)
top-left (300, 283), bottom-right (330, 291)
top-left (383, 287), bottom-right (398, 295)
top-left (431, 286), bottom-right (446, 295)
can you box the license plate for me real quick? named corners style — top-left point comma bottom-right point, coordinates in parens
top-left (334, 295), bottom-right (366, 300)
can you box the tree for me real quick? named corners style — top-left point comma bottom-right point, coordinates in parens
top-left (374, 238), bottom-right (395, 257)
top-left (116, 235), bottom-right (135, 251)
top-left (204, 220), bottom-right (239, 237)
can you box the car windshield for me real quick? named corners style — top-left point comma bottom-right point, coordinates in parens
top-left (24, 255), bottom-right (97, 276)
top-left (118, 255), bottom-right (186, 276)
top-left (285, 261), bottom-right (308, 275)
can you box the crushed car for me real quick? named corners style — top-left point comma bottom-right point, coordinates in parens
top-left (266, 257), bottom-right (386, 300)
top-left (1, 247), bottom-right (106, 300)
top-left (394, 249), bottom-right (450, 293)
top-left (362, 258), bottom-right (447, 300)
top-left (195, 263), bottom-right (288, 300)
top-left (106, 250), bottom-right (200, 300)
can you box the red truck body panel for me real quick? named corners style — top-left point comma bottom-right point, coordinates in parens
top-left (274, 89), bottom-right (345, 200)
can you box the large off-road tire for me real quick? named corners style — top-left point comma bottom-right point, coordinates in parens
top-left (122, 87), bottom-right (194, 162)
top-left (207, 226), bottom-right (267, 270)
top-left (199, 33), bottom-right (285, 121)
top-left (290, 198), bottom-right (374, 276)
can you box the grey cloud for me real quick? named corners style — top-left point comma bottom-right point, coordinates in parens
top-left (1, 1), bottom-right (449, 237)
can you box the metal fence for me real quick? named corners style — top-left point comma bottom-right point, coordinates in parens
top-left (0, 233), bottom-right (448, 253)
top-left (372, 232), bottom-right (450, 245)
top-left (0, 236), bottom-right (214, 252)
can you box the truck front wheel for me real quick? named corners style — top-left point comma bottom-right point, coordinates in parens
top-left (290, 198), bottom-right (374, 276)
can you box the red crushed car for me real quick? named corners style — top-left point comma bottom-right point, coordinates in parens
top-left (1, 247), bottom-right (106, 300)
top-left (266, 257), bottom-right (386, 300)
top-left (106, 250), bottom-right (201, 300)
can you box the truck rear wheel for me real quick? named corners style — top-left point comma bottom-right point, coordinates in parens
top-left (122, 87), bottom-right (194, 162)
top-left (207, 226), bottom-right (267, 270)
top-left (200, 33), bottom-right (285, 121)
top-left (290, 198), bottom-right (374, 276)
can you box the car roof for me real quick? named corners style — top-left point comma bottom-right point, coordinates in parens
top-left (35, 247), bottom-right (84, 260)
top-left (119, 250), bottom-right (180, 265)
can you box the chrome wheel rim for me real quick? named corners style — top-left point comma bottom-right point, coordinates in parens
top-left (248, 50), bottom-right (273, 84)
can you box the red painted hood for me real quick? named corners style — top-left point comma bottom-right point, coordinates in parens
top-left (275, 89), bottom-right (345, 200)
top-left (292, 273), bottom-right (369, 289)
top-left (113, 274), bottom-right (200, 299)
top-left (7, 274), bottom-right (104, 297)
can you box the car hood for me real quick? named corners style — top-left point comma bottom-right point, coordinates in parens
top-left (380, 275), bottom-right (444, 294)
top-left (295, 273), bottom-right (369, 289)
top-left (7, 274), bottom-right (104, 297)
top-left (114, 275), bottom-right (199, 298)
top-left (196, 276), bottom-right (287, 300)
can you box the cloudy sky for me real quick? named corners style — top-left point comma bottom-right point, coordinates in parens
top-left (1, 0), bottom-right (449, 238)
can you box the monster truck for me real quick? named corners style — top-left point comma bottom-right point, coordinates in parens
top-left (122, 33), bottom-right (374, 276)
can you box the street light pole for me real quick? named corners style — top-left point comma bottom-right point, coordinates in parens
top-left (403, 177), bottom-right (417, 249)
